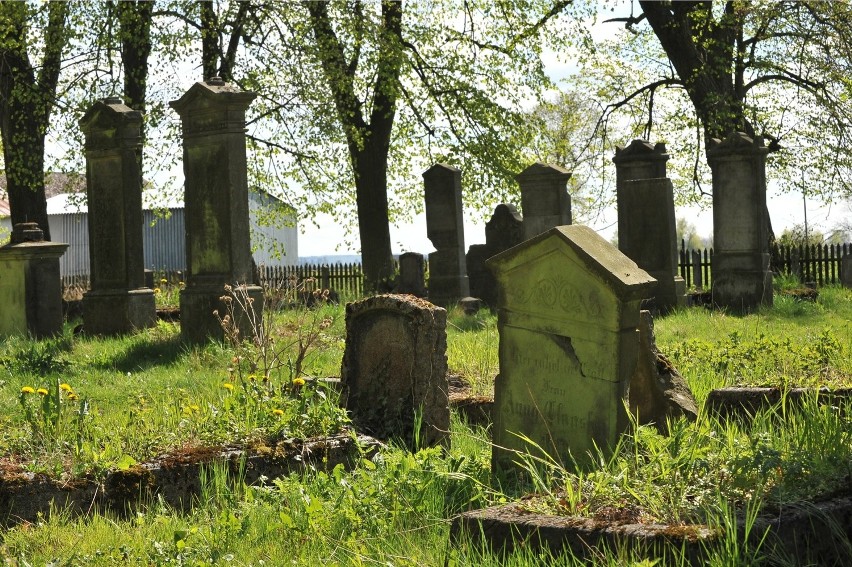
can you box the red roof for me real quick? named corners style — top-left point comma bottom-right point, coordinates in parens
top-left (0, 199), bottom-right (9, 217)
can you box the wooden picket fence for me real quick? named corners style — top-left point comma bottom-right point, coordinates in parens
top-left (60, 242), bottom-right (851, 299)
top-left (679, 241), bottom-right (852, 289)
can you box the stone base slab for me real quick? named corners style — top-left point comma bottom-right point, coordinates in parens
top-left (452, 497), bottom-right (852, 565)
top-left (180, 284), bottom-right (263, 344)
top-left (83, 288), bottom-right (157, 335)
top-left (0, 433), bottom-right (382, 526)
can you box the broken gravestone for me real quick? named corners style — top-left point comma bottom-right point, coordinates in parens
top-left (487, 225), bottom-right (656, 479)
top-left (423, 164), bottom-right (469, 306)
top-left (613, 140), bottom-right (686, 313)
top-left (630, 310), bottom-right (698, 433)
top-left (340, 294), bottom-right (449, 449)
top-left (517, 163), bottom-right (572, 240)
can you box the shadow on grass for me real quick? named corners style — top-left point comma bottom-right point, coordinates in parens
top-left (97, 334), bottom-right (185, 373)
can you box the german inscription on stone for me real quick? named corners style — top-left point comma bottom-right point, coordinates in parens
top-left (487, 225), bottom-right (655, 478)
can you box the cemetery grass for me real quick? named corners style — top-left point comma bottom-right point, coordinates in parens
top-left (658, 285), bottom-right (852, 397)
top-left (2, 289), bottom-right (852, 564)
top-left (0, 303), bottom-right (349, 479)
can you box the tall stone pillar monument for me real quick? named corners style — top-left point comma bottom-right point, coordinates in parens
top-left (423, 163), bottom-right (469, 306)
top-left (517, 162), bottom-right (572, 240)
top-left (80, 96), bottom-right (157, 335)
top-left (707, 132), bottom-right (773, 312)
top-left (613, 140), bottom-right (685, 313)
top-left (170, 78), bottom-right (263, 343)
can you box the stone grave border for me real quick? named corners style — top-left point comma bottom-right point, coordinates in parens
top-left (0, 432), bottom-right (381, 526)
top-left (452, 495), bottom-right (852, 564)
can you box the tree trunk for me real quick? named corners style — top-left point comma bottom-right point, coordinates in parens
top-left (1, 119), bottom-right (50, 237)
top-left (0, 2), bottom-right (68, 240)
top-left (639, 0), bottom-right (774, 241)
top-left (353, 147), bottom-right (395, 292)
top-left (306, 0), bottom-right (402, 293)
top-left (199, 0), bottom-right (219, 80)
top-left (118, 1), bottom-right (153, 113)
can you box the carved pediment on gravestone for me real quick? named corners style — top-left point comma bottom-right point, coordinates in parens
top-left (707, 131), bottom-right (768, 156)
top-left (487, 225), bottom-right (656, 332)
top-left (612, 139), bottom-right (669, 164)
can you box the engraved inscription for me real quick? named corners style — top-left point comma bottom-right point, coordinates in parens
top-left (507, 275), bottom-right (604, 319)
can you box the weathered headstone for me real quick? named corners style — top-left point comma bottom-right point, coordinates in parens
top-left (629, 311), bottom-right (698, 434)
top-left (397, 252), bottom-right (426, 297)
top-left (707, 132), bottom-right (773, 312)
top-left (170, 78), bottom-right (263, 343)
top-left (423, 164), bottom-right (469, 306)
top-left (0, 223), bottom-right (68, 338)
top-left (487, 225), bottom-right (656, 477)
top-left (842, 255), bottom-right (852, 289)
top-left (613, 140), bottom-right (686, 313)
top-left (340, 294), bottom-right (449, 448)
top-left (80, 97), bottom-right (157, 335)
top-left (517, 163), bottom-right (572, 240)
top-left (467, 203), bottom-right (525, 307)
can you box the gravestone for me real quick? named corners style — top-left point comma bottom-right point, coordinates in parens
top-left (842, 255), bottom-right (852, 289)
top-left (707, 132), bottom-right (773, 312)
top-left (467, 203), bottom-right (525, 307)
top-left (423, 164), bottom-right (469, 306)
top-left (487, 225), bottom-right (656, 478)
top-left (613, 140), bottom-right (685, 313)
top-left (170, 78), bottom-right (263, 344)
top-left (0, 223), bottom-right (68, 338)
top-left (80, 96), bottom-right (157, 335)
top-left (340, 294), bottom-right (449, 448)
top-left (629, 311), bottom-right (698, 434)
top-left (517, 163), bottom-right (572, 240)
top-left (397, 252), bottom-right (426, 297)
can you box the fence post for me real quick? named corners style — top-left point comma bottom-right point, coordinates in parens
top-left (691, 250), bottom-right (703, 289)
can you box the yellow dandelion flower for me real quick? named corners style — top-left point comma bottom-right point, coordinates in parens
top-left (272, 409), bottom-right (284, 416)
top-left (68, 392), bottom-right (79, 401)
top-left (292, 377), bottom-right (306, 387)
top-left (247, 374), bottom-right (258, 381)
top-left (160, 278), bottom-right (168, 284)
top-left (222, 382), bottom-right (235, 391)
top-left (190, 404), bottom-right (200, 412)
top-left (37, 388), bottom-right (49, 396)
top-left (59, 383), bottom-right (72, 392)
top-left (20, 386), bottom-right (35, 394)
top-left (153, 288), bottom-right (161, 294)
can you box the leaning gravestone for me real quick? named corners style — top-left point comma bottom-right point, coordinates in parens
top-left (517, 163), bottom-right (572, 240)
top-left (0, 223), bottom-right (68, 338)
top-left (613, 140), bottom-right (685, 313)
top-left (423, 164), bottom-right (470, 306)
top-left (467, 203), bottom-right (525, 307)
top-left (340, 294), bottom-right (449, 449)
top-left (707, 132), bottom-right (773, 312)
top-left (487, 225), bottom-right (656, 478)
top-left (170, 78), bottom-right (263, 343)
top-left (80, 96), bottom-right (157, 335)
